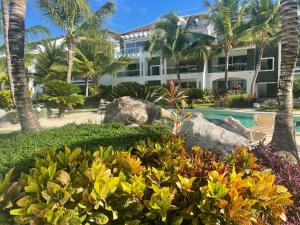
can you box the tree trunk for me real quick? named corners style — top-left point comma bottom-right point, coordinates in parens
top-left (175, 62), bottom-right (181, 87)
top-left (66, 37), bottom-right (74, 83)
top-left (271, 0), bottom-right (299, 162)
top-left (251, 46), bottom-right (264, 95)
top-left (93, 78), bottom-right (98, 96)
top-left (58, 103), bottom-right (66, 118)
top-left (224, 50), bottom-right (230, 93)
top-left (85, 78), bottom-right (89, 97)
top-left (8, 0), bottom-right (40, 132)
top-left (2, 0), bottom-right (15, 103)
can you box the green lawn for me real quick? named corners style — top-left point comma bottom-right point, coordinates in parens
top-left (0, 123), bottom-right (170, 175)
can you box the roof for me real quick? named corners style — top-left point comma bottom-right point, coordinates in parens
top-left (120, 13), bottom-right (208, 35)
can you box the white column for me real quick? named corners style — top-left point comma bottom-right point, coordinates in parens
top-left (160, 57), bottom-right (163, 75)
top-left (202, 59), bottom-right (208, 89)
top-left (139, 47), bottom-right (143, 76)
top-left (278, 41), bottom-right (281, 84)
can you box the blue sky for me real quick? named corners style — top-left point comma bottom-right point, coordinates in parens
top-left (26, 0), bottom-right (206, 37)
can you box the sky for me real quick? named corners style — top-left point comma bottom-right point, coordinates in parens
top-left (25, 0), bottom-right (206, 38)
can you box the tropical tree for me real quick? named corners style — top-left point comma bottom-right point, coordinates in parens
top-left (1, 0), bottom-right (14, 101)
top-left (40, 80), bottom-right (84, 118)
top-left (243, 0), bottom-right (280, 95)
top-left (205, 0), bottom-right (247, 92)
top-left (34, 40), bottom-right (67, 83)
top-left (1, 0), bottom-right (50, 102)
top-left (8, 0), bottom-right (41, 132)
top-left (148, 13), bottom-right (213, 87)
top-left (74, 32), bottom-right (131, 96)
top-left (37, 0), bottom-right (115, 83)
top-left (271, 0), bottom-right (300, 162)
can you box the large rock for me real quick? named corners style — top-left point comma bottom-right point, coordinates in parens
top-left (104, 96), bottom-right (171, 125)
top-left (179, 113), bottom-right (249, 155)
top-left (0, 110), bottom-right (18, 128)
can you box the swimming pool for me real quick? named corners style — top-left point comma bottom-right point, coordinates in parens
top-left (188, 108), bottom-right (300, 133)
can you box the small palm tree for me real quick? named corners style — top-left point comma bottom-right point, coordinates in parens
top-left (271, 0), bottom-right (300, 161)
top-left (148, 13), bottom-right (213, 87)
top-left (40, 80), bottom-right (84, 118)
top-left (37, 0), bottom-right (115, 83)
top-left (34, 40), bottom-right (67, 82)
top-left (243, 0), bottom-right (280, 95)
top-left (8, 0), bottom-right (41, 132)
top-left (205, 0), bottom-right (247, 92)
top-left (74, 32), bottom-right (131, 96)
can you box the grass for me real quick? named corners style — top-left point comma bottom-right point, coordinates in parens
top-left (0, 123), bottom-right (170, 175)
top-left (193, 103), bottom-right (214, 109)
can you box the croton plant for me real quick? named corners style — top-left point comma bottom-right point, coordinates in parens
top-left (0, 136), bottom-right (293, 225)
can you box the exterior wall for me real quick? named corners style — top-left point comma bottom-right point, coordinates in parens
top-left (256, 45), bottom-right (279, 83)
top-left (207, 71), bottom-right (255, 93)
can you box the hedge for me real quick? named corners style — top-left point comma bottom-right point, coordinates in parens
top-left (0, 123), bottom-right (170, 175)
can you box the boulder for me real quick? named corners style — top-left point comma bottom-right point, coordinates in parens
top-left (179, 113), bottom-right (249, 155)
top-left (224, 116), bottom-right (251, 139)
top-left (104, 96), bottom-right (172, 125)
top-left (0, 110), bottom-right (18, 128)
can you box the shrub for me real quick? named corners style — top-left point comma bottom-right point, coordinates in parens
top-left (0, 169), bottom-right (24, 225)
top-left (293, 78), bottom-right (300, 98)
top-left (185, 88), bottom-right (213, 107)
top-left (215, 94), bottom-right (254, 108)
top-left (111, 82), bottom-right (164, 103)
top-left (0, 90), bottom-right (14, 110)
top-left (0, 123), bottom-right (170, 175)
top-left (8, 139), bottom-right (292, 225)
top-left (39, 80), bottom-right (84, 118)
top-left (261, 99), bottom-right (278, 110)
top-left (252, 144), bottom-right (300, 224)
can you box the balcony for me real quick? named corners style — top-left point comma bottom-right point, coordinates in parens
top-left (117, 47), bottom-right (141, 58)
top-left (209, 63), bottom-right (247, 73)
top-left (117, 70), bottom-right (140, 77)
top-left (167, 65), bottom-right (200, 74)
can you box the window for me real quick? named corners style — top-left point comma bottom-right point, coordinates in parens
top-left (260, 58), bottom-right (274, 71)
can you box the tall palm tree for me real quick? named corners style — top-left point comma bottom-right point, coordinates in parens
top-left (74, 33), bottom-right (131, 96)
top-left (271, 0), bottom-right (299, 162)
top-left (8, 0), bottom-right (41, 132)
top-left (205, 0), bottom-right (247, 92)
top-left (1, 0), bottom-right (50, 102)
top-left (37, 0), bottom-right (115, 83)
top-left (1, 0), bottom-right (14, 102)
top-left (148, 13), bottom-right (213, 87)
top-left (243, 0), bottom-right (280, 95)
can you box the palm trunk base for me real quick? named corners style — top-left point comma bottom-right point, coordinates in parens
top-left (271, 113), bottom-right (300, 163)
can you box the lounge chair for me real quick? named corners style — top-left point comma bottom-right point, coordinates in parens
top-left (250, 114), bottom-right (275, 141)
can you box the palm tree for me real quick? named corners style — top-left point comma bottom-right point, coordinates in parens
top-left (271, 0), bottom-right (300, 161)
top-left (74, 32), bottom-right (131, 96)
top-left (34, 40), bottom-right (67, 82)
top-left (40, 80), bottom-right (84, 118)
top-left (205, 0), bottom-right (247, 92)
top-left (1, 0), bottom-right (14, 102)
top-left (8, 0), bottom-right (41, 132)
top-left (243, 0), bottom-right (280, 95)
top-left (1, 0), bottom-right (50, 102)
top-left (37, 0), bottom-right (115, 83)
top-left (148, 13), bottom-right (213, 87)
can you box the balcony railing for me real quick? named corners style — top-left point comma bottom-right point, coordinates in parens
top-left (117, 47), bottom-right (141, 58)
top-left (210, 63), bottom-right (247, 73)
top-left (117, 70), bottom-right (140, 77)
top-left (167, 65), bottom-right (200, 74)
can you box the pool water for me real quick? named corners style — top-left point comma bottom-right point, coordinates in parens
top-left (189, 108), bottom-right (300, 133)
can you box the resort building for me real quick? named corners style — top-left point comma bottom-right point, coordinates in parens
top-left (112, 13), bottom-right (300, 98)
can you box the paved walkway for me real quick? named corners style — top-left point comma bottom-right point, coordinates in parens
top-left (0, 112), bottom-right (102, 133)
